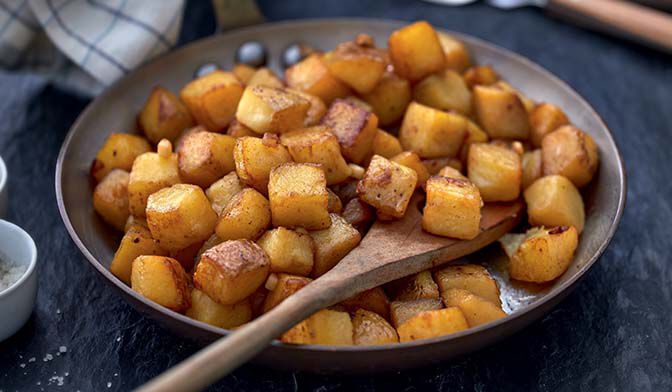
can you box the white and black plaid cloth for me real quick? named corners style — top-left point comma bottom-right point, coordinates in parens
top-left (0, 0), bottom-right (185, 95)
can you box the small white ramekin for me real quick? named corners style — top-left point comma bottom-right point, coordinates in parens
top-left (0, 155), bottom-right (7, 218)
top-left (0, 219), bottom-right (37, 342)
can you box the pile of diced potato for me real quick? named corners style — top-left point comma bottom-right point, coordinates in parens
top-left (91, 21), bottom-right (598, 345)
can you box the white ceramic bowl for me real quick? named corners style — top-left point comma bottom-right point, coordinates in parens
top-left (0, 155), bottom-right (7, 218)
top-left (0, 219), bottom-right (37, 342)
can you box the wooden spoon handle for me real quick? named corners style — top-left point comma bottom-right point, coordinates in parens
top-left (547, 0), bottom-right (672, 53)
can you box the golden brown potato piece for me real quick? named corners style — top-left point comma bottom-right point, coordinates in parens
top-left (177, 128), bottom-right (236, 188)
top-left (139, 87), bottom-right (194, 144)
top-left (494, 81), bottom-right (535, 113)
top-left (341, 198), bottom-right (375, 233)
top-left (285, 54), bottom-right (351, 105)
top-left (390, 298), bottom-right (443, 328)
top-left (467, 143), bottom-right (521, 202)
top-left (437, 32), bottom-right (471, 72)
top-left (371, 129), bottom-right (403, 159)
top-left (227, 119), bottom-right (258, 138)
top-left (146, 184), bottom-right (218, 251)
top-left (341, 287), bottom-right (390, 319)
top-left (524, 175), bottom-right (585, 233)
top-left (281, 309), bottom-right (353, 345)
top-left (111, 224), bottom-right (167, 285)
top-left (522, 149), bottom-right (543, 190)
top-left (542, 125), bottom-right (599, 188)
top-left (390, 151), bottom-right (430, 189)
top-left (473, 85), bottom-right (529, 140)
top-left (280, 126), bottom-right (351, 185)
top-left (422, 157), bottom-right (463, 175)
top-left (180, 70), bottom-right (244, 132)
top-left (91, 133), bottom-right (151, 183)
top-left (327, 189), bottom-right (343, 213)
top-left (440, 288), bottom-right (506, 327)
top-left (387, 271), bottom-right (440, 301)
top-left (235, 86), bottom-right (310, 134)
top-left (463, 65), bottom-right (499, 88)
top-left (233, 135), bottom-right (292, 194)
top-left (413, 70), bottom-right (472, 115)
top-left (361, 71), bottom-right (411, 126)
top-left (131, 256), bottom-right (190, 312)
top-left (459, 120), bottom-right (490, 163)
top-left (388, 21), bottom-right (445, 82)
top-left (127, 150), bottom-right (180, 217)
top-left (357, 155), bottom-right (418, 218)
top-left (310, 213), bottom-right (361, 277)
top-left (246, 67), bottom-right (284, 88)
top-left (232, 64), bottom-right (256, 84)
top-left (323, 36), bottom-right (387, 94)
top-left (437, 166), bottom-right (467, 180)
top-left (422, 176), bottom-right (482, 240)
top-left (502, 226), bottom-right (579, 282)
top-left (193, 239), bottom-right (270, 305)
top-left (205, 172), bottom-right (243, 215)
top-left (352, 309), bottom-right (399, 345)
top-left (268, 163), bottom-right (331, 230)
top-left (263, 273), bottom-right (312, 312)
top-left (215, 188), bottom-right (271, 241)
top-left (433, 264), bottom-right (501, 305)
top-left (399, 102), bottom-right (467, 159)
top-left (93, 169), bottom-right (130, 231)
top-left (529, 103), bottom-right (570, 147)
top-left (286, 89), bottom-right (327, 126)
top-left (257, 227), bottom-right (315, 276)
top-left (321, 99), bottom-right (379, 164)
top-left (186, 289), bottom-right (252, 329)
top-left (397, 307), bottom-right (468, 342)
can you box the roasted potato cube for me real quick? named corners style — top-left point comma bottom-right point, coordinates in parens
top-left (422, 176), bottom-right (482, 240)
top-left (473, 85), bottom-right (529, 140)
top-left (529, 103), bottom-right (570, 147)
top-left (524, 175), bottom-right (585, 233)
top-left (441, 288), bottom-right (506, 327)
top-left (233, 135), bottom-right (292, 193)
top-left (177, 129), bottom-right (236, 188)
top-left (327, 189), bottom-right (343, 213)
top-left (131, 256), bottom-right (190, 312)
top-left (437, 32), bottom-right (471, 72)
top-left (341, 287), bottom-right (390, 319)
top-left (321, 99), bottom-right (379, 164)
top-left (467, 143), bottom-right (521, 202)
top-left (186, 289), bottom-right (252, 329)
top-left (310, 214), bottom-right (361, 277)
top-left (257, 227), bottom-right (315, 276)
top-left (371, 129), bottom-right (403, 159)
top-left (246, 67), bottom-right (284, 88)
top-left (437, 166), bottom-right (467, 180)
top-left (433, 264), bottom-right (501, 305)
top-left (494, 81), bottom-right (535, 113)
top-left (91, 133), bottom-right (151, 183)
top-left (323, 38), bottom-right (386, 94)
top-left (391, 151), bottom-right (430, 188)
top-left (390, 298), bottom-right (443, 328)
top-left (397, 307), bottom-right (468, 342)
top-left (232, 63), bottom-right (256, 84)
top-left (286, 89), bottom-right (327, 126)
top-left (352, 309), bottom-right (399, 345)
top-left (463, 65), bottom-right (499, 88)
top-left (387, 271), bottom-right (440, 301)
top-left (341, 198), bottom-right (375, 233)
top-left (146, 184), bottom-right (217, 251)
top-left (215, 188), bottom-right (271, 241)
top-left (388, 21), bottom-right (445, 82)
top-left (542, 125), bottom-right (599, 188)
top-left (282, 309), bottom-right (353, 345)
top-left (357, 155), bottom-right (417, 218)
top-left (193, 240), bottom-right (270, 305)
top-left (399, 102), bottom-right (467, 159)
top-left (93, 169), bottom-right (130, 231)
top-left (111, 224), bottom-right (167, 285)
top-left (522, 149), bottom-right (543, 190)
top-left (502, 226), bottom-right (579, 282)
top-left (285, 54), bottom-right (351, 105)
top-left (459, 120), bottom-right (490, 162)
top-left (180, 70), bottom-right (243, 132)
top-left (422, 157), bottom-right (463, 175)
top-left (139, 87), bottom-right (194, 144)
top-left (235, 86), bottom-right (310, 134)
top-left (342, 96), bottom-right (373, 112)
top-left (127, 151), bottom-right (180, 217)
top-left (205, 172), bottom-right (243, 215)
top-left (263, 273), bottom-right (312, 312)
top-left (413, 70), bottom-right (472, 115)
top-left (280, 126), bottom-right (351, 185)
top-left (227, 119), bottom-right (258, 138)
top-left (268, 163), bottom-right (330, 230)
top-left (361, 71), bottom-right (411, 126)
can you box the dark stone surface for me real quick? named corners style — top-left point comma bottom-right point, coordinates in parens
top-left (1, 0), bottom-right (671, 391)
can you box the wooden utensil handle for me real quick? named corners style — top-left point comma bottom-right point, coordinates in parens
top-left (548, 0), bottom-right (672, 53)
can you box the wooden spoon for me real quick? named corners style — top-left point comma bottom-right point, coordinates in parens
top-left (138, 194), bottom-right (523, 392)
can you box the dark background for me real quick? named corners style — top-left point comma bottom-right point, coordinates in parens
top-left (1, 0), bottom-right (671, 390)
